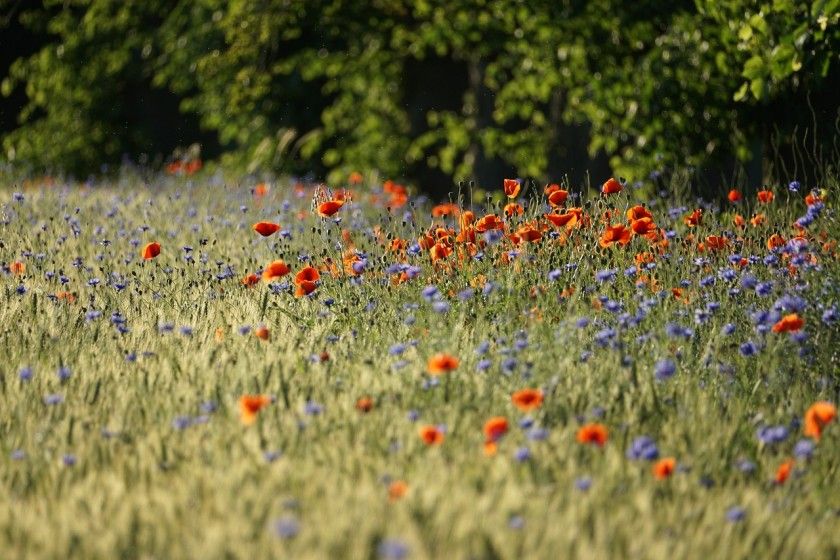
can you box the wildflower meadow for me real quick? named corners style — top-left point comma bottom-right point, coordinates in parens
top-left (2, 170), bottom-right (839, 559)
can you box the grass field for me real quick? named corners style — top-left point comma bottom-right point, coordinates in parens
top-left (2, 172), bottom-right (839, 559)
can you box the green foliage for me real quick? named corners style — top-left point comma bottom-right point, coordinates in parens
top-left (1, 0), bottom-right (838, 185)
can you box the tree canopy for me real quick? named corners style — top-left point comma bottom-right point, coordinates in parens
top-left (1, 0), bottom-right (838, 193)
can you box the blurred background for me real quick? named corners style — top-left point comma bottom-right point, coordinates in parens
top-left (0, 0), bottom-right (837, 196)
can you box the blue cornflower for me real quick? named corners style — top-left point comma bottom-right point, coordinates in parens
top-left (304, 401), bottom-right (323, 416)
top-left (57, 366), bottom-right (72, 381)
top-left (377, 539), bottom-right (409, 560)
top-left (722, 323), bottom-right (736, 336)
top-left (513, 447), bottom-right (532, 462)
top-left (756, 425), bottom-right (789, 445)
top-left (595, 269), bottom-right (618, 282)
top-left (788, 180), bottom-right (800, 192)
top-left (457, 288), bottom-right (474, 301)
top-left (575, 317), bottom-right (590, 328)
top-left (476, 359), bottom-right (492, 372)
top-left (548, 269), bottom-right (563, 282)
top-left (19, 367), bottom-right (33, 382)
top-left (43, 394), bottom-right (64, 405)
top-left (654, 359), bottom-right (676, 381)
top-left (726, 506), bottom-right (746, 523)
top-left (508, 515), bottom-right (525, 530)
top-left (575, 477), bottom-right (593, 492)
top-left (432, 300), bottom-right (450, 313)
top-left (179, 326), bottom-right (193, 336)
top-left (739, 341), bottom-right (758, 356)
top-left (421, 285), bottom-right (439, 301)
top-left (272, 517), bottom-right (300, 539)
top-left (62, 454), bottom-right (77, 467)
top-left (626, 436), bottom-right (659, 460)
top-left (794, 439), bottom-right (815, 460)
top-left (389, 343), bottom-right (407, 356)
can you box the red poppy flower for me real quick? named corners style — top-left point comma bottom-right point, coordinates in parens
top-left (576, 423), bottom-right (608, 446)
top-left (318, 199), bottom-right (344, 218)
top-left (242, 273), bottom-right (260, 287)
top-left (684, 209), bottom-right (703, 227)
top-left (483, 417), bottom-right (509, 442)
top-left (766, 233), bottom-right (785, 250)
top-left (511, 388), bottom-right (544, 411)
top-left (418, 425), bottom-right (445, 445)
top-left (504, 178), bottom-right (521, 198)
top-left (239, 394), bottom-right (271, 425)
top-left (253, 221), bottom-right (281, 236)
top-left (548, 189), bottom-right (569, 207)
top-left (142, 242), bottom-right (161, 260)
top-left (428, 353), bottom-right (459, 375)
top-left (599, 225), bottom-right (631, 248)
top-left (294, 280), bottom-right (317, 297)
top-left (295, 266), bottom-right (321, 285)
top-left (653, 457), bottom-right (676, 480)
top-left (601, 177), bottom-right (622, 195)
top-left (772, 313), bottom-right (803, 333)
top-left (774, 458), bottom-right (794, 484)
top-left (626, 205), bottom-right (653, 221)
top-left (475, 214), bottom-right (504, 232)
top-left (262, 260), bottom-right (290, 281)
top-left (10, 261), bottom-right (25, 275)
top-left (254, 326), bottom-right (270, 340)
top-left (727, 189), bottom-right (742, 203)
top-left (355, 396), bottom-right (374, 413)
top-left (803, 401), bottom-right (836, 440)
top-left (757, 190), bottom-right (774, 203)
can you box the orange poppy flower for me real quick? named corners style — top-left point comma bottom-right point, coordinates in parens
top-left (772, 313), bottom-right (803, 333)
top-left (432, 203), bottom-right (460, 218)
top-left (9, 261), bottom-right (25, 275)
top-left (805, 192), bottom-right (822, 206)
top-left (214, 327), bottom-right (225, 343)
top-left (516, 225), bottom-right (542, 243)
top-left (428, 353), bottom-right (459, 375)
top-left (475, 214), bottom-right (504, 232)
top-left (599, 224), bottom-right (632, 248)
top-left (254, 326), bottom-right (270, 340)
top-left (262, 260), bottom-right (290, 282)
top-left (544, 183), bottom-right (561, 195)
top-left (55, 291), bottom-right (76, 303)
top-left (601, 177), bottom-right (622, 195)
top-left (242, 273), bottom-right (260, 287)
top-left (548, 189), bottom-right (569, 207)
top-left (757, 190), bottom-right (775, 203)
top-left (684, 209), bottom-right (702, 227)
top-left (727, 189), bottom-right (742, 203)
top-left (318, 199), bottom-right (344, 218)
top-left (545, 207), bottom-right (585, 229)
top-left (504, 203), bottom-right (524, 217)
top-left (253, 221), bottom-right (281, 236)
top-left (653, 457), bottom-right (676, 480)
top-left (295, 266), bottom-right (321, 285)
top-left (626, 205), bottom-right (653, 221)
top-left (418, 425), bottom-right (445, 445)
top-left (703, 235), bottom-right (728, 251)
top-left (576, 423), bottom-right (608, 447)
top-left (803, 401), bottom-right (836, 440)
top-left (774, 458), bottom-right (794, 484)
top-left (254, 182), bottom-right (269, 197)
top-left (239, 394), bottom-right (271, 425)
top-left (483, 440), bottom-right (498, 456)
top-left (430, 241), bottom-right (453, 262)
top-left (750, 213), bottom-right (766, 227)
top-left (142, 242), bottom-right (161, 260)
top-left (504, 178), bottom-right (521, 198)
top-left (766, 234), bottom-right (785, 250)
top-left (295, 280), bottom-right (317, 297)
top-left (348, 171), bottom-right (364, 184)
top-left (483, 416), bottom-right (509, 442)
top-left (511, 388), bottom-right (544, 411)
top-left (460, 210), bottom-right (476, 229)
top-left (355, 396), bottom-right (374, 413)
top-left (630, 217), bottom-right (657, 236)
top-left (388, 480), bottom-right (408, 501)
